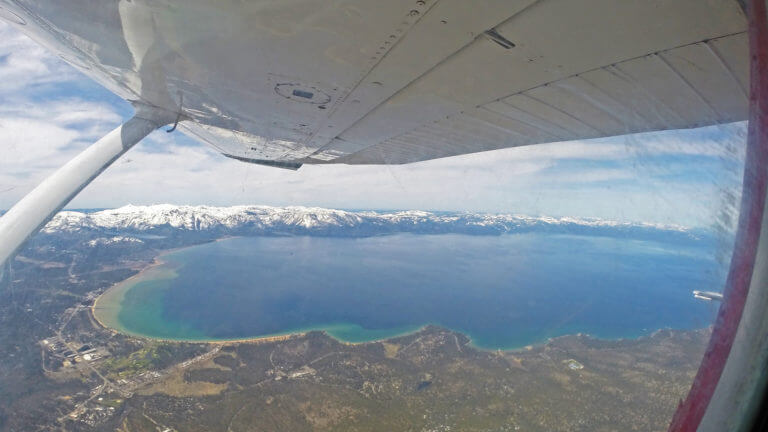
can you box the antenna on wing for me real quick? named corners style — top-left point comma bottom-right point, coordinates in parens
top-left (166, 93), bottom-right (184, 133)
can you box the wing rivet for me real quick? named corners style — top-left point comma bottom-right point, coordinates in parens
top-left (409, 9), bottom-right (420, 16)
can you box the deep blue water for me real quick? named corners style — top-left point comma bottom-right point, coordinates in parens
top-left (116, 233), bottom-right (722, 349)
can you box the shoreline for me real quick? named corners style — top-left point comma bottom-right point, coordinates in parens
top-left (91, 236), bottom-right (239, 335)
top-left (91, 237), bottom-right (714, 351)
top-left (91, 238), bottom-right (430, 347)
top-left (91, 250), bottom-right (176, 333)
top-left (94, 298), bottom-right (430, 346)
top-left (92, 307), bottom-right (712, 352)
top-left (93, 288), bottom-right (711, 351)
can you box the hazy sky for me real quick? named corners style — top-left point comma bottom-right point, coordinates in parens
top-left (0, 22), bottom-right (746, 228)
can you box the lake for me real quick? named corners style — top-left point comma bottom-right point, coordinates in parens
top-left (93, 233), bottom-right (722, 349)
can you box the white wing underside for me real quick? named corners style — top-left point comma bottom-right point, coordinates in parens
top-left (4, 0), bottom-right (749, 167)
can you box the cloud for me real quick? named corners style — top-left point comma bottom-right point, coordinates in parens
top-left (0, 98), bottom-right (125, 180)
top-left (0, 22), bottom-right (77, 92)
top-left (0, 21), bottom-right (747, 228)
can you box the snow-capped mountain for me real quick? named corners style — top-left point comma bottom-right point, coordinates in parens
top-left (37, 204), bottom-right (701, 243)
top-left (85, 236), bottom-right (144, 247)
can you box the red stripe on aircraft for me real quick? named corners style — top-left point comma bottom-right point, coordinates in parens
top-left (669, 0), bottom-right (768, 430)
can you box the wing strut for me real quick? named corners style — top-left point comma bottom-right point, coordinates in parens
top-left (0, 104), bottom-right (176, 268)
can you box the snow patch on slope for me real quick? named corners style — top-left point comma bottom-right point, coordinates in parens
top-left (40, 204), bottom-right (692, 239)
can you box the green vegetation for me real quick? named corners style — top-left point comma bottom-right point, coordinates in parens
top-left (101, 343), bottom-right (205, 379)
top-left (101, 344), bottom-right (162, 379)
top-left (110, 327), bottom-right (709, 432)
top-left (96, 398), bottom-right (123, 409)
top-left (0, 233), bottom-right (711, 431)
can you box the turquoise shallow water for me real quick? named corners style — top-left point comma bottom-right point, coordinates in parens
top-left (103, 233), bottom-right (722, 349)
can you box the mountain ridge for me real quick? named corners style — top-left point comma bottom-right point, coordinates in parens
top-left (34, 204), bottom-right (705, 244)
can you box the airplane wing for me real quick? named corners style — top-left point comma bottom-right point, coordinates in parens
top-left (0, 3), bottom-right (762, 431)
top-left (1, 0), bottom-right (748, 168)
